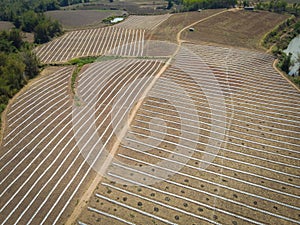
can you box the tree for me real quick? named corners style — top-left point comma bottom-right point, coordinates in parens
top-left (2, 54), bottom-right (26, 92)
top-left (267, 0), bottom-right (287, 13)
top-left (34, 17), bottom-right (62, 44)
top-left (49, 19), bottom-right (62, 36)
top-left (182, 0), bottom-right (237, 11)
top-left (243, 0), bottom-right (249, 7)
top-left (293, 3), bottom-right (300, 16)
top-left (22, 50), bottom-right (39, 79)
top-left (296, 53), bottom-right (300, 76)
top-left (167, 0), bottom-right (173, 9)
top-left (34, 21), bottom-right (50, 44)
top-left (0, 39), bottom-right (16, 53)
top-left (0, 30), bottom-right (23, 53)
top-left (60, 0), bottom-right (70, 6)
top-left (21, 10), bottom-right (39, 32)
top-left (8, 29), bottom-right (23, 50)
top-left (281, 52), bottom-right (292, 74)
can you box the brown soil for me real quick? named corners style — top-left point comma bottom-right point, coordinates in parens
top-left (181, 10), bottom-right (289, 50)
top-left (150, 9), bottom-right (224, 43)
top-left (2, 8), bottom-right (300, 225)
top-left (45, 10), bottom-right (125, 30)
top-left (76, 44), bottom-right (300, 225)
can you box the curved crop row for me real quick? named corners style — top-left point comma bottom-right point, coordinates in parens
top-left (78, 45), bottom-right (300, 225)
top-left (115, 14), bottom-right (172, 30)
top-left (0, 59), bottom-right (164, 224)
top-left (0, 66), bottom-right (77, 224)
top-left (34, 27), bottom-right (145, 63)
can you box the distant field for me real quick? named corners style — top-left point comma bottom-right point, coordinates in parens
top-left (34, 26), bottom-right (146, 63)
top-left (181, 10), bottom-right (290, 50)
top-left (0, 21), bottom-right (14, 31)
top-left (150, 9), bottom-right (224, 43)
top-left (61, 0), bottom-right (168, 15)
top-left (45, 10), bottom-right (125, 29)
top-left (115, 14), bottom-right (171, 30)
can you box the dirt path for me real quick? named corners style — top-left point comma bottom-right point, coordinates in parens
top-left (65, 9), bottom-right (231, 225)
top-left (176, 9), bottom-right (229, 46)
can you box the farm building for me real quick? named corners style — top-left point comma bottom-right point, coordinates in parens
top-left (244, 6), bottom-right (254, 11)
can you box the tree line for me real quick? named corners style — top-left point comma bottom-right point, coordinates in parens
top-left (240, 1), bottom-right (300, 15)
top-left (168, 0), bottom-right (237, 11)
top-left (0, 0), bottom-right (66, 44)
top-left (0, 29), bottom-right (39, 117)
top-left (0, 0), bottom-right (91, 20)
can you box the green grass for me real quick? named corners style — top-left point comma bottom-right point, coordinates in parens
top-left (69, 56), bottom-right (98, 94)
top-left (69, 56), bottom-right (98, 67)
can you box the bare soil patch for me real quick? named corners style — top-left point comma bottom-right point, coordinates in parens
top-left (181, 10), bottom-right (289, 50)
top-left (150, 9), bottom-right (224, 43)
top-left (0, 21), bottom-right (14, 31)
top-left (61, 0), bottom-right (168, 15)
top-left (45, 10), bottom-right (125, 29)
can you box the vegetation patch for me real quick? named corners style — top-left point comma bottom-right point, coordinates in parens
top-left (45, 10), bottom-right (125, 29)
top-left (69, 56), bottom-right (98, 94)
top-left (0, 29), bottom-right (39, 131)
top-left (178, 0), bottom-right (236, 11)
top-left (0, 1), bottom-right (63, 44)
top-left (262, 15), bottom-right (298, 50)
top-left (263, 15), bottom-right (300, 85)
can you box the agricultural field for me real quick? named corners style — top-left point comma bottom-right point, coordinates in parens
top-left (115, 14), bottom-right (171, 30)
top-left (34, 26), bottom-right (145, 63)
top-left (1, 7), bottom-right (300, 225)
top-left (150, 9), bottom-right (224, 43)
top-left (181, 10), bottom-right (290, 50)
top-left (76, 44), bottom-right (300, 225)
top-left (0, 66), bottom-right (93, 224)
top-left (62, 0), bottom-right (168, 15)
top-left (45, 10), bottom-right (125, 29)
top-left (34, 14), bottom-right (172, 63)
